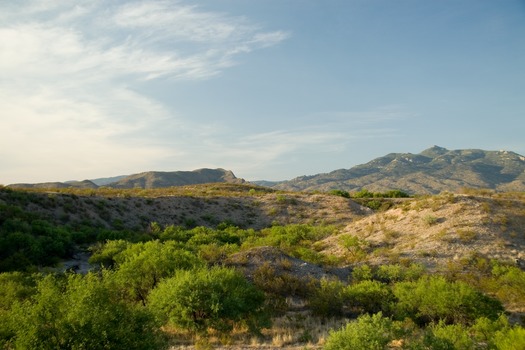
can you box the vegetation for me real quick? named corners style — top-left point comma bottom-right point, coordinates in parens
top-left (148, 267), bottom-right (269, 336)
top-left (0, 185), bottom-right (524, 348)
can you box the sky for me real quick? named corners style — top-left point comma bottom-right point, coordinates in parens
top-left (1, 0), bottom-right (524, 184)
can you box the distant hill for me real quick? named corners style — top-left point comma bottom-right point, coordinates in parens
top-left (8, 180), bottom-right (98, 190)
top-left (8, 168), bottom-right (244, 190)
top-left (271, 146), bottom-right (525, 194)
top-left (107, 168), bottom-right (244, 189)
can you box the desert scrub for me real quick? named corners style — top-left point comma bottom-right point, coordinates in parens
top-left (276, 194), bottom-right (297, 205)
top-left (383, 229), bottom-right (401, 242)
top-left (308, 278), bottom-right (346, 317)
top-left (422, 214), bottom-right (438, 227)
top-left (392, 275), bottom-right (504, 325)
top-left (456, 229), bottom-right (477, 243)
top-left (434, 228), bottom-right (449, 242)
top-left (339, 235), bottom-right (369, 262)
top-left (323, 312), bottom-right (399, 350)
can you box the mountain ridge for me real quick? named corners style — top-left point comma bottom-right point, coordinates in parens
top-left (270, 146), bottom-right (525, 194)
top-left (8, 168), bottom-right (244, 190)
top-left (7, 146), bottom-right (525, 194)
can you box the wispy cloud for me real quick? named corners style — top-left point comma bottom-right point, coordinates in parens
top-left (0, 0), bottom-right (289, 183)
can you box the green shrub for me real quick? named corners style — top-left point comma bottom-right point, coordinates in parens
top-left (375, 263), bottom-right (425, 283)
top-left (0, 272), bottom-right (38, 311)
top-left (351, 264), bottom-right (373, 281)
top-left (393, 275), bottom-right (504, 325)
top-left (493, 326), bottom-right (525, 350)
top-left (422, 321), bottom-right (475, 350)
top-left (148, 266), bottom-right (269, 336)
top-left (323, 312), bottom-right (398, 350)
top-left (6, 273), bottom-right (165, 349)
top-left (252, 262), bottom-right (309, 300)
top-left (353, 189), bottom-right (374, 198)
top-left (309, 278), bottom-right (346, 317)
top-left (113, 241), bottom-right (203, 304)
top-left (329, 189), bottom-right (350, 198)
top-left (487, 264), bottom-right (525, 307)
top-left (345, 280), bottom-right (394, 314)
top-left (89, 239), bottom-right (131, 268)
top-left (376, 264), bottom-right (404, 283)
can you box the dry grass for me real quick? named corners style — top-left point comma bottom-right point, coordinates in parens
top-left (166, 313), bottom-right (344, 350)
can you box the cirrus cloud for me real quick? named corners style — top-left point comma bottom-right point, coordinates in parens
top-left (0, 0), bottom-right (290, 184)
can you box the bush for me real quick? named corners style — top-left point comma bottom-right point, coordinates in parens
top-left (252, 262), bottom-right (310, 306)
top-left (376, 263), bottom-right (425, 283)
top-left (148, 266), bottom-right (269, 335)
top-left (324, 312), bottom-right (398, 350)
top-left (493, 326), bottom-right (525, 350)
top-left (329, 189), bottom-right (350, 198)
top-left (487, 264), bottom-right (525, 307)
top-left (393, 275), bottom-right (504, 325)
top-left (6, 273), bottom-right (165, 349)
top-left (422, 321), bottom-right (475, 350)
top-left (345, 280), bottom-right (394, 314)
top-left (351, 264), bottom-right (373, 281)
top-left (112, 241), bottom-right (203, 304)
top-left (309, 278), bottom-right (346, 317)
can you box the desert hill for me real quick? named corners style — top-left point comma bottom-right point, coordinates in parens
top-left (108, 168), bottom-right (244, 189)
top-left (1, 184), bottom-right (523, 272)
top-left (270, 146), bottom-right (525, 194)
top-left (322, 191), bottom-right (525, 271)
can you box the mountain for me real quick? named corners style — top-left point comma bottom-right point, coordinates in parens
top-left (272, 146), bottom-right (525, 194)
top-left (8, 168), bottom-right (244, 189)
top-left (107, 168), bottom-right (244, 189)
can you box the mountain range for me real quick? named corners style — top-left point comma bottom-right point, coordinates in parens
top-left (267, 146), bottom-right (525, 194)
top-left (7, 146), bottom-right (525, 194)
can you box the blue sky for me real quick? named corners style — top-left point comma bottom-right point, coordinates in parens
top-left (1, 0), bottom-right (524, 184)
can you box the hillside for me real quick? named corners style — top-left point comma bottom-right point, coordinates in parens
top-left (1, 184), bottom-right (523, 274)
top-left (272, 146), bottom-right (525, 194)
top-left (0, 184), bottom-right (367, 232)
top-left (322, 191), bottom-right (525, 271)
